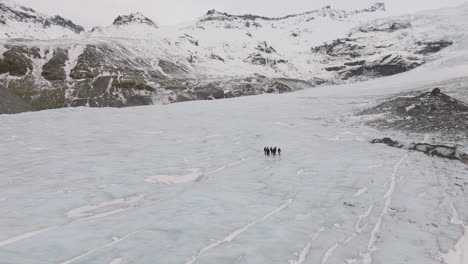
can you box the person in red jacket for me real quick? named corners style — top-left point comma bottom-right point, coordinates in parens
top-left (278, 147), bottom-right (282, 155)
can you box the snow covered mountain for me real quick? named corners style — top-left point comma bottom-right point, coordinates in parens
top-left (0, 0), bottom-right (83, 38)
top-left (0, 1), bottom-right (463, 111)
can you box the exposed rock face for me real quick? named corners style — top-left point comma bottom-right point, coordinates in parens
top-left (371, 137), bottom-right (468, 164)
top-left (358, 21), bottom-right (410, 33)
top-left (0, 46), bottom-right (40, 76)
top-left (415, 40), bottom-right (453, 54)
top-left (0, 84), bottom-right (35, 114)
top-left (313, 38), bottom-right (365, 58)
top-left (48, 15), bottom-right (84, 34)
top-left (311, 18), bottom-right (452, 82)
top-left (340, 54), bottom-right (422, 80)
top-left (42, 49), bottom-right (68, 80)
top-left (113, 13), bottom-right (158, 28)
top-left (359, 89), bottom-right (468, 140)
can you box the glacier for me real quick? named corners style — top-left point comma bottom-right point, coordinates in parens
top-left (0, 57), bottom-right (467, 264)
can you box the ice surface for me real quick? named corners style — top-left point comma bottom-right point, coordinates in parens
top-left (0, 58), bottom-right (467, 263)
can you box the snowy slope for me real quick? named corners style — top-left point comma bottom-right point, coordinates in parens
top-left (0, 1), bottom-right (464, 111)
top-left (0, 1), bottom-right (465, 111)
top-left (0, 50), bottom-right (467, 264)
top-left (0, 0), bottom-right (84, 39)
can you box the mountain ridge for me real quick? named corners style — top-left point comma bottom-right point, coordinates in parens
top-left (0, 0), bottom-right (463, 114)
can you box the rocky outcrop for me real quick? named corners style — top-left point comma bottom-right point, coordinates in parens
top-left (359, 89), bottom-right (468, 140)
top-left (113, 13), bottom-right (158, 28)
top-left (358, 21), bottom-right (410, 33)
top-left (48, 15), bottom-right (84, 33)
top-left (312, 25), bottom-right (452, 81)
top-left (42, 49), bottom-right (68, 81)
top-left (340, 54), bottom-right (422, 79)
top-left (415, 40), bottom-right (453, 54)
top-left (313, 38), bottom-right (365, 58)
top-left (0, 84), bottom-right (35, 114)
top-left (0, 46), bottom-right (39, 76)
top-left (371, 137), bottom-right (468, 164)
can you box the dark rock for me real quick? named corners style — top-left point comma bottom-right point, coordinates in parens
top-left (125, 96), bottom-right (154, 106)
top-left (49, 15), bottom-right (84, 34)
top-left (42, 49), bottom-right (68, 81)
top-left (0, 84), bottom-right (35, 114)
top-left (344, 60), bottom-right (366, 66)
top-left (256, 41), bottom-right (276, 54)
top-left (372, 137), bottom-right (468, 163)
top-left (69, 45), bottom-right (102, 79)
top-left (0, 46), bottom-right (39, 77)
top-left (359, 89), bottom-right (468, 139)
top-left (325, 66), bottom-right (346, 71)
top-left (245, 53), bottom-right (267, 65)
top-left (113, 13), bottom-right (158, 28)
top-left (408, 143), bottom-right (468, 162)
top-left (210, 54), bottom-right (225, 62)
top-left (358, 21), bottom-right (410, 33)
top-left (312, 38), bottom-right (365, 58)
top-left (158, 60), bottom-right (191, 76)
top-left (180, 34), bottom-right (199, 46)
top-left (340, 54), bottom-right (421, 80)
top-left (371, 138), bottom-right (404, 148)
top-left (431, 88), bottom-right (441, 95)
top-left (416, 40), bottom-right (453, 55)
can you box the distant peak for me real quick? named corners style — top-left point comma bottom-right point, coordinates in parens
top-left (113, 12), bottom-right (158, 28)
top-left (206, 9), bottom-right (225, 16)
top-left (371, 2), bottom-right (386, 12)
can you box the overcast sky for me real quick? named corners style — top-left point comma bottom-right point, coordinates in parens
top-left (14, 0), bottom-right (468, 29)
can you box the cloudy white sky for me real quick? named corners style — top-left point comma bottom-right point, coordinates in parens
top-left (14, 0), bottom-right (468, 29)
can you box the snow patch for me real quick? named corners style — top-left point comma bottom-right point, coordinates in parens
top-left (440, 203), bottom-right (468, 264)
top-left (353, 187), bottom-right (368, 197)
top-left (0, 226), bottom-right (58, 248)
top-left (145, 169), bottom-right (202, 185)
top-left (66, 194), bottom-right (145, 218)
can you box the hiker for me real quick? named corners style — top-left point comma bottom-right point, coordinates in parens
top-left (278, 147), bottom-right (282, 155)
top-left (264, 147), bottom-right (268, 155)
top-left (273, 147), bottom-right (277, 155)
top-left (266, 148), bottom-right (271, 156)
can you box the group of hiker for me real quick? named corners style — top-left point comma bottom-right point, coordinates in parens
top-left (264, 146), bottom-right (281, 156)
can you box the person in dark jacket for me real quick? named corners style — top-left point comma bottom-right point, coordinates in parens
top-left (266, 148), bottom-right (270, 156)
